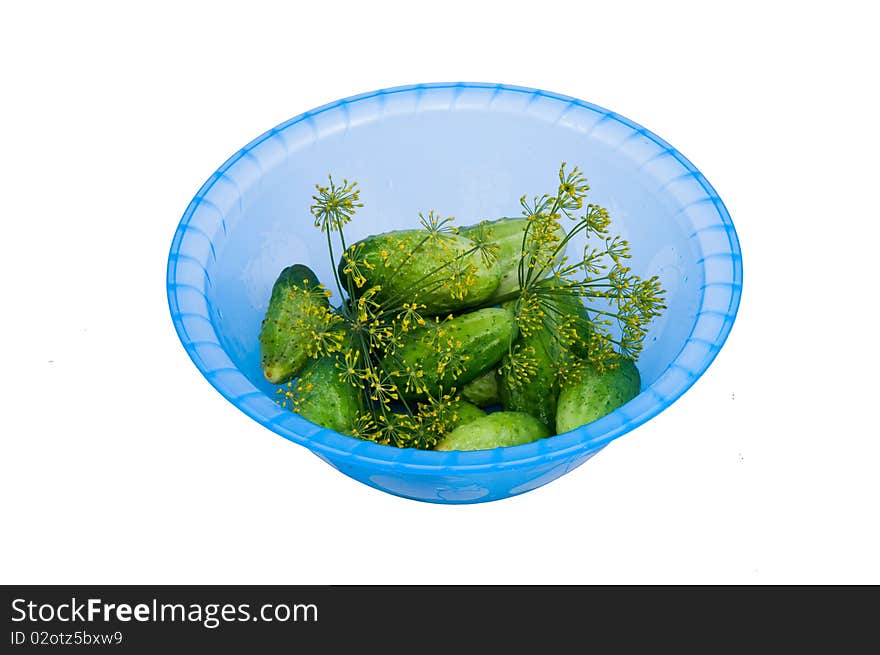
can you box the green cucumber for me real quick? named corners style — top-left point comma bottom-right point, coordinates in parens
top-left (498, 330), bottom-right (558, 433)
top-left (382, 307), bottom-right (516, 400)
top-left (338, 229), bottom-right (501, 315)
top-left (447, 400), bottom-right (486, 430)
top-left (435, 411), bottom-right (550, 451)
top-left (496, 282), bottom-right (593, 431)
top-left (294, 356), bottom-right (360, 435)
top-left (555, 358), bottom-right (641, 433)
top-left (460, 217), bottom-right (566, 303)
top-left (259, 264), bottom-right (329, 384)
top-left (460, 368), bottom-right (500, 407)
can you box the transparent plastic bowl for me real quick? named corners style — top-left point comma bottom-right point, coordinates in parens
top-left (166, 83), bottom-right (742, 504)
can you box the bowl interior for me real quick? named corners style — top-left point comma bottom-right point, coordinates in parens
top-left (168, 83), bottom-right (741, 465)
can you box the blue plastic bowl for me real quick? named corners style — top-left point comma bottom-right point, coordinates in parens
top-left (167, 82), bottom-right (742, 504)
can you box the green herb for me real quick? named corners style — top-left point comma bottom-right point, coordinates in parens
top-left (267, 164), bottom-right (666, 449)
top-left (503, 164), bottom-right (666, 384)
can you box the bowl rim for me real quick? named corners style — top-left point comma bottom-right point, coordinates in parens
top-left (166, 81), bottom-right (743, 472)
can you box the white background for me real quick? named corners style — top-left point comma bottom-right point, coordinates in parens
top-left (2, 1), bottom-right (877, 584)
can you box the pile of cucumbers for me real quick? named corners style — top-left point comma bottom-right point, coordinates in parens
top-left (259, 217), bottom-right (641, 451)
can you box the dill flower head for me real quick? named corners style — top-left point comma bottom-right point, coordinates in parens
top-left (557, 162), bottom-right (590, 212)
top-left (522, 213), bottom-right (564, 280)
top-left (511, 290), bottom-right (545, 338)
top-left (310, 175), bottom-right (363, 233)
top-left (416, 388), bottom-right (460, 443)
top-left (364, 368), bottom-right (399, 407)
top-left (373, 412), bottom-right (424, 448)
top-left (349, 412), bottom-right (377, 441)
top-left (340, 241), bottom-right (374, 288)
top-left (500, 343), bottom-right (539, 388)
top-left (335, 349), bottom-right (364, 388)
top-left (443, 258), bottom-right (479, 302)
top-left (419, 210), bottom-right (457, 240)
top-left (460, 220), bottom-right (501, 267)
top-left (396, 302), bottom-right (427, 333)
top-left (390, 364), bottom-right (427, 396)
top-left (301, 304), bottom-right (346, 359)
top-left (275, 370), bottom-right (317, 414)
top-left (513, 164), bottom-right (667, 374)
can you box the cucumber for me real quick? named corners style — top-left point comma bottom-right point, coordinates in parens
top-left (496, 281), bottom-right (594, 431)
top-left (435, 411), bottom-right (550, 451)
top-left (293, 356), bottom-right (361, 435)
top-left (447, 400), bottom-right (486, 430)
top-left (382, 307), bottom-right (516, 400)
top-left (259, 264), bottom-right (329, 384)
top-left (338, 228), bottom-right (501, 315)
top-left (460, 368), bottom-right (500, 407)
top-left (555, 358), bottom-right (641, 433)
top-left (460, 217), bottom-right (566, 303)
top-left (498, 330), bottom-right (558, 433)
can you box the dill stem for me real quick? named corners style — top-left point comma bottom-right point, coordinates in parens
top-left (528, 210), bottom-right (589, 284)
top-left (522, 195), bottom-right (562, 289)
top-left (517, 218), bottom-right (532, 290)
top-left (576, 305), bottom-right (630, 320)
top-left (483, 289), bottom-right (523, 305)
top-left (325, 230), bottom-right (348, 315)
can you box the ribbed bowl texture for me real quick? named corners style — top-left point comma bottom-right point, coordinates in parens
top-left (167, 83), bottom-right (742, 503)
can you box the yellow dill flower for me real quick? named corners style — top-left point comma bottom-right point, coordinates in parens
top-left (341, 242), bottom-right (375, 289)
top-left (556, 162), bottom-right (590, 213)
top-left (371, 412), bottom-right (422, 448)
top-left (288, 372), bottom-right (317, 414)
top-left (443, 259), bottom-right (478, 301)
top-left (436, 336), bottom-right (470, 380)
top-left (513, 290), bottom-right (545, 338)
top-left (390, 365), bottom-right (427, 396)
top-left (419, 210), bottom-right (457, 240)
top-left (500, 343), bottom-right (538, 387)
top-left (555, 347), bottom-right (588, 384)
top-left (349, 412), bottom-right (377, 441)
top-left (461, 220), bottom-right (500, 267)
top-left (419, 315), bottom-right (452, 351)
top-left (366, 369), bottom-right (399, 406)
top-left (396, 302), bottom-right (427, 332)
top-left (310, 175), bottom-right (362, 233)
top-left (416, 388), bottom-right (460, 441)
top-left (586, 330), bottom-right (620, 372)
top-left (301, 305), bottom-right (345, 358)
top-left (355, 286), bottom-right (383, 323)
top-left (335, 349), bottom-right (364, 388)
